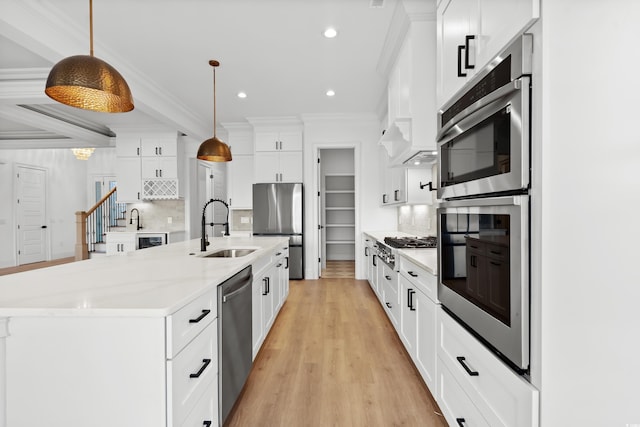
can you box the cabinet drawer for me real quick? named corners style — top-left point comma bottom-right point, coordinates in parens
top-left (437, 310), bottom-right (538, 427)
top-left (381, 265), bottom-right (399, 327)
top-left (167, 320), bottom-right (217, 427)
top-left (399, 256), bottom-right (438, 303)
top-left (180, 376), bottom-right (218, 427)
top-left (166, 290), bottom-right (217, 358)
top-left (438, 357), bottom-right (490, 427)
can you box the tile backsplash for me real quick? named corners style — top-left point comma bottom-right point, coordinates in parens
top-left (231, 209), bottom-right (253, 232)
top-left (398, 204), bottom-right (437, 237)
top-left (125, 200), bottom-right (185, 231)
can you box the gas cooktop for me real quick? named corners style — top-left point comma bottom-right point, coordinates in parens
top-left (383, 236), bottom-right (437, 249)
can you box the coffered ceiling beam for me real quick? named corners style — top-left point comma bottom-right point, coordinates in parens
top-left (0, 104), bottom-right (112, 146)
top-left (0, 1), bottom-right (209, 139)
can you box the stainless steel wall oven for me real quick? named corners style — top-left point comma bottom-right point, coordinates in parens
top-left (437, 34), bottom-right (533, 374)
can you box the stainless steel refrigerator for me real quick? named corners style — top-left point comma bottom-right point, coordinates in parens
top-left (252, 183), bottom-right (303, 279)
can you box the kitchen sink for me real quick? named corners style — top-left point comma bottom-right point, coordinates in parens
top-left (202, 248), bottom-right (256, 258)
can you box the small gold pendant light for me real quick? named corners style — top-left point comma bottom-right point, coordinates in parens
top-left (197, 60), bottom-right (232, 162)
top-left (45, 0), bottom-right (134, 113)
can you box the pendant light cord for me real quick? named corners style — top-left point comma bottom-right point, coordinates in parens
top-left (213, 66), bottom-right (217, 138)
top-left (89, 0), bottom-right (94, 57)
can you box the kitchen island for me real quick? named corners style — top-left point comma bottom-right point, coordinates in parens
top-left (0, 236), bottom-right (290, 427)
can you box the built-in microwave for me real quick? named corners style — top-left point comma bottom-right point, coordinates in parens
top-left (438, 195), bottom-right (529, 373)
top-left (437, 34), bottom-right (532, 200)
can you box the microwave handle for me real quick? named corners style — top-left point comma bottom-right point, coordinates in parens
top-left (437, 78), bottom-right (524, 142)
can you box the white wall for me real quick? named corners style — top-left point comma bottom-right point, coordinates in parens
top-left (0, 148), bottom-right (92, 267)
top-left (303, 114), bottom-right (398, 279)
top-left (535, 2), bottom-right (640, 425)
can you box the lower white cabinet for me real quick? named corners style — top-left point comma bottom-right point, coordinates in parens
top-left (4, 281), bottom-right (218, 427)
top-left (106, 232), bottom-right (137, 256)
top-left (437, 309), bottom-right (539, 427)
top-left (399, 256), bottom-right (438, 392)
top-left (380, 262), bottom-right (400, 328)
top-left (252, 245), bottom-right (290, 359)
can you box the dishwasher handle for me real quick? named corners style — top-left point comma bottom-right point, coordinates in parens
top-left (222, 280), bottom-right (252, 303)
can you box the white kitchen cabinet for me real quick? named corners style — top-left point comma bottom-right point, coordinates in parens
top-left (251, 246), bottom-right (290, 359)
top-left (380, 262), bottom-right (399, 328)
top-left (254, 150), bottom-right (303, 183)
top-left (4, 292), bottom-right (219, 427)
top-left (399, 255), bottom-right (438, 391)
top-left (141, 137), bottom-right (178, 157)
top-left (380, 19), bottom-right (437, 166)
top-left (116, 156), bottom-right (142, 202)
top-left (115, 131), bottom-right (183, 201)
top-left (141, 157), bottom-right (178, 179)
top-left (105, 232), bottom-right (137, 256)
top-left (437, 308), bottom-right (539, 427)
top-left (255, 130), bottom-right (302, 152)
top-left (437, 0), bottom-right (539, 106)
top-left (227, 155), bottom-right (254, 208)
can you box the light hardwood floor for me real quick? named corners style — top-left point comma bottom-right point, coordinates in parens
top-left (321, 260), bottom-right (355, 279)
top-left (226, 278), bottom-right (447, 427)
top-left (0, 257), bottom-right (75, 276)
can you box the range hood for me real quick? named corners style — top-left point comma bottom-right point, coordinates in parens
top-left (379, 118), bottom-right (437, 167)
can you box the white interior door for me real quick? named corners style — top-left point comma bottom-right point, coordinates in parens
top-left (16, 165), bottom-right (47, 265)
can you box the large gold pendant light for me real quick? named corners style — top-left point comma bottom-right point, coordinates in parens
top-left (197, 60), bottom-right (232, 162)
top-left (45, 0), bottom-right (134, 113)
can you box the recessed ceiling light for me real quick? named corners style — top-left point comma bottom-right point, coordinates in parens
top-left (237, 92), bottom-right (247, 99)
top-left (326, 90), bottom-right (335, 97)
top-left (323, 27), bottom-right (338, 38)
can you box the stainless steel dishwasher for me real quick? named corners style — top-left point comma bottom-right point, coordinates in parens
top-left (217, 265), bottom-right (252, 426)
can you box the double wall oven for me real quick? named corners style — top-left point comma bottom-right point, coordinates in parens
top-left (437, 34), bottom-right (532, 373)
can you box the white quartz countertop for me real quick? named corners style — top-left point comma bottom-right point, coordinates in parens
top-left (363, 230), bottom-right (438, 275)
top-left (0, 236), bottom-right (288, 317)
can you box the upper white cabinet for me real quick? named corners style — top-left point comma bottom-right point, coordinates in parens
top-left (380, 17), bottom-right (437, 166)
top-left (224, 124), bottom-right (255, 208)
top-left (115, 131), bottom-right (184, 202)
top-left (254, 151), bottom-right (303, 183)
top-left (255, 130), bottom-right (303, 152)
top-left (437, 0), bottom-right (539, 106)
top-left (249, 118), bottom-right (303, 183)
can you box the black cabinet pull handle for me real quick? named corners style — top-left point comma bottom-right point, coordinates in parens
top-left (385, 302), bottom-right (392, 309)
top-left (262, 277), bottom-right (268, 295)
top-left (394, 189), bottom-right (399, 201)
top-left (456, 418), bottom-right (466, 427)
top-left (267, 277), bottom-right (270, 294)
top-left (203, 422), bottom-right (212, 427)
top-left (464, 35), bottom-right (475, 70)
top-left (408, 271), bottom-right (418, 278)
top-left (490, 261), bottom-right (501, 266)
top-left (285, 256), bottom-right (289, 269)
top-left (385, 275), bottom-right (391, 281)
top-left (457, 45), bottom-right (467, 77)
top-left (489, 250), bottom-right (501, 255)
top-left (189, 309), bottom-right (211, 323)
top-left (373, 255), bottom-right (377, 267)
top-left (365, 247), bottom-right (369, 256)
top-left (457, 356), bottom-right (479, 376)
top-left (277, 263), bottom-right (282, 268)
top-left (276, 252), bottom-right (282, 256)
top-left (189, 358), bottom-right (211, 378)
top-left (408, 289), bottom-right (416, 311)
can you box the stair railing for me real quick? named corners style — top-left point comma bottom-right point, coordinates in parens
top-left (75, 187), bottom-right (127, 260)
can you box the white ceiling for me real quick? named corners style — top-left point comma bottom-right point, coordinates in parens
top-left (0, 0), bottom-right (431, 149)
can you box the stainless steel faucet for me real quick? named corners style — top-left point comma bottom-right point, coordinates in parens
top-left (201, 198), bottom-right (230, 251)
top-left (130, 208), bottom-right (142, 230)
